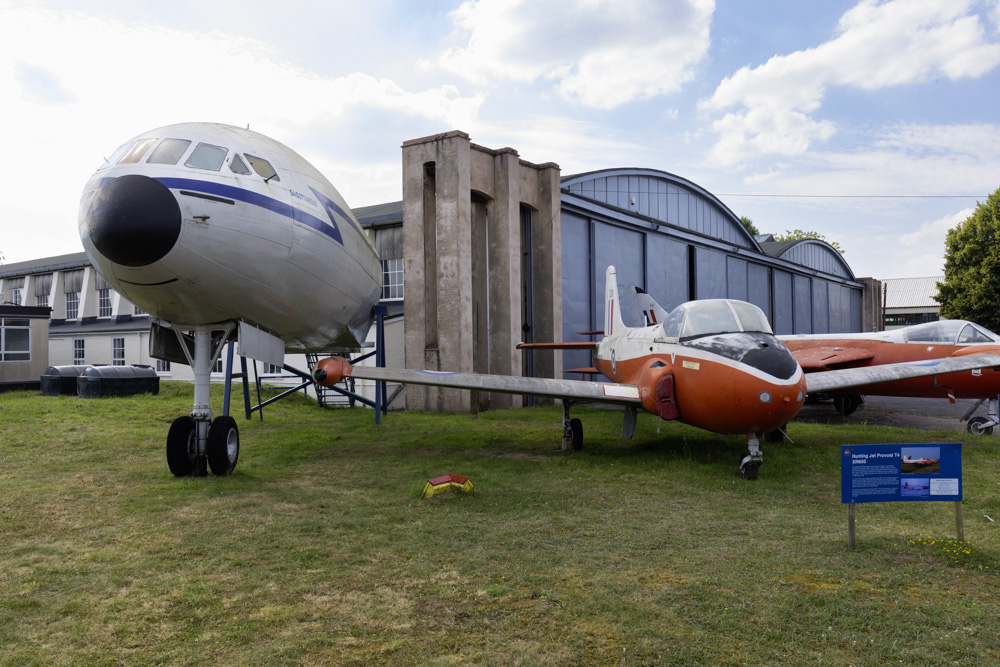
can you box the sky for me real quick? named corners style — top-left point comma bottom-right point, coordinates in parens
top-left (2, 0), bottom-right (999, 280)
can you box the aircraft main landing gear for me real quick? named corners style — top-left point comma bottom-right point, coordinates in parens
top-left (965, 396), bottom-right (999, 436)
top-left (738, 434), bottom-right (763, 480)
top-left (562, 401), bottom-right (583, 451)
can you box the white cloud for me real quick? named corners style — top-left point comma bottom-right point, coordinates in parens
top-left (702, 0), bottom-right (1000, 164)
top-left (437, 0), bottom-right (714, 109)
top-left (899, 207), bottom-right (972, 247)
top-left (0, 5), bottom-right (485, 260)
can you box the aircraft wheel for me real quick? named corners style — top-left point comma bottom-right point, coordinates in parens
top-left (967, 416), bottom-right (994, 436)
top-left (166, 416), bottom-right (197, 477)
top-left (569, 418), bottom-right (583, 451)
top-left (738, 460), bottom-right (760, 481)
top-left (834, 395), bottom-right (861, 416)
top-left (207, 416), bottom-right (240, 475)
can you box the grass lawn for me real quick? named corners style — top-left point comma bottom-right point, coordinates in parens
top-left (1, 383), bottom-right (999, 665)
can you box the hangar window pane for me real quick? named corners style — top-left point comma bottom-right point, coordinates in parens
top-left (245, 154), bottom-right (280, 182)
top-left (381, 258), bottom-right (404, 300)
top-left (185, 143), bottom-right (228, 171)
top-left (119, 138), bottom-right (157, 164)
top-left (148, 138), bottom-right (192, 165)
top-left (229, 153), bottom-right (252, 175)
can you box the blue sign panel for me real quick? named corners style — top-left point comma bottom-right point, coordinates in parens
top-left (841, 444), bottom-right (962, 504)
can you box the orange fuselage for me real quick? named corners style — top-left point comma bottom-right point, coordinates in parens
top-left (594, 334), bottom-right (807, 435)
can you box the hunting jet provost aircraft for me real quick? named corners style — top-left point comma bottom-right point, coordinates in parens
top-left (780, 321), bottom-right (1000, 434)
top-left (79, 122), bottom-right (1000, 480)
top-left (313, 267), bottom-right (1000, 479)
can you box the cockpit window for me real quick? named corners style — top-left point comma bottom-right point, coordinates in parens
top-left (118, 138), bottom-right (157, 164)
top-left (229, 153), bottom-right (252, 175)
top-left (730, 301), bottom-right (772, 334)
top-left (662, 299), bottom-right (774, 341)
top-left (245, 154), bottom-right (280, 182)
top-left (147, 138), bottom-right (192, 165)
top-left (100, 140), bottom-right (134, 170)
top-left (958, 323), bottom-right (998, 344)
top-left (185, 143), bottom-right (228, 171)
top-left (680, 301), bottom-right (740, 339)
top-left (903, 321), bottom-right (964, 343)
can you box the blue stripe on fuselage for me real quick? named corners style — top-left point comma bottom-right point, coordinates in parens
top-left (155, 177), bottom-right (344, 245)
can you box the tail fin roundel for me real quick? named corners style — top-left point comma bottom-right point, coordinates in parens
top-left (604, 265), bottom-right (628, 337)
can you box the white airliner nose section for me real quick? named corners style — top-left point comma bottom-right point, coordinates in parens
top-left (82, 174), bottom-right (183, 267)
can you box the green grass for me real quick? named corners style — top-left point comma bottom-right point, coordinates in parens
top-left (1, 383), bottom-right (999, 665)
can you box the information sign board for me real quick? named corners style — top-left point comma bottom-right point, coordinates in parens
top-left (841, 443), bottom-right (962, 504)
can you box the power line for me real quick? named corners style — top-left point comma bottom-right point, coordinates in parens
top-left (716, 193), bottom-right (986, 199)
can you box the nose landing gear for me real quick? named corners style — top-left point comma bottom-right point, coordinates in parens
top-left (738, 434), bottom-right (763, 480)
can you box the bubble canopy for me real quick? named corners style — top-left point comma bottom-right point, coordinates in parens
top-left (662, 299), bottom-right (773, 341)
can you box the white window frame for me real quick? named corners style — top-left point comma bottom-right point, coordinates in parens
top-left (10, 288), bottom-right (22, 306)
top-left (98, 288), bottom-right (113, 318)
top-left (381, 257), bottom-right (404, 301)
top-left (112, 337), bottom-right (125, 366)
top-left (155, 358), bottom-right (171, 373)
top-left (66, 292), bottom-right (80, 320)
top-left (73, 338), bottom-right (85, 365)
top-left (0, 318), bottom-right (31, 361)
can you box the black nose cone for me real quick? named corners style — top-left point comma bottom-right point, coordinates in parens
top-left (85, 174), bottom-right (181, 267)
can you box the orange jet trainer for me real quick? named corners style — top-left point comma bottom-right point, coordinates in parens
top-left (316, 267), bottom-right (1000, 479)
top-left (781, 320), bottom-right (1000, 434)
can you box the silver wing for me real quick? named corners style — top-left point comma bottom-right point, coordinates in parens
top-left (805, 353), bottom-right (1000, 393)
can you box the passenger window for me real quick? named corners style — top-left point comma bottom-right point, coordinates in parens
top-left (147, 139), bottom-right (192, 165)
top-left (245, 154), bottom-right (280, 182)
top-left (185, 143), bottom-right (228, 171)
top-left (118, 138), bottom-right (157, 164)
top-left (230, 153), bottom-right (252, 175)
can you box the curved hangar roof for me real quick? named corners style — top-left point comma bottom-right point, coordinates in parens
top-left (561, 168), bottom-right (854, 280)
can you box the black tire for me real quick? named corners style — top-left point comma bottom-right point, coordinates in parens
top-left (834, 394), bottom-right (861, 416)
top-left (569, 418), bottom-right (583, 451)
top-left (166, 416), bottom-right (197, 477)
top-left (739, 461), bottom-right (760, 481)
top-left (967, 416), bottom-right (994, 436)
top-left (207, 416), bottom-right (240, 476)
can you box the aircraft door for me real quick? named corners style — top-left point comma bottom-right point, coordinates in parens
top-left (655, 374), bottom-right (680, 420)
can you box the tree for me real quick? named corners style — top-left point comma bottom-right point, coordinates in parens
top-left (739, 216), bottom-right (759, 236)
top-left (773, 229), bottom-right (844, 254)
top-left (935, 186), bottom-right (1000, 332)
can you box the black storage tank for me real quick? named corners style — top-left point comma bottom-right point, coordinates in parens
top-left (40, 365), bottom-right (92, 396)
top-left (77, 365), bottom-right (160, 398)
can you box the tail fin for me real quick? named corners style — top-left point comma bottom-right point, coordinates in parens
top-left (604, 265), bottom-right (628, 337)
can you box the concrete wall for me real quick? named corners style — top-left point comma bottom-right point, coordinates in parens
top-left (401, 131), bottom-right (562, 412)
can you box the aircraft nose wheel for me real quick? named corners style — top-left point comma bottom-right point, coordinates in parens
top-left (207, 416), bottom-right (240, 475)
top-left (737, 435), bottom-right (763, 480)
top-left (166, 416), bottom-right (201, 477)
